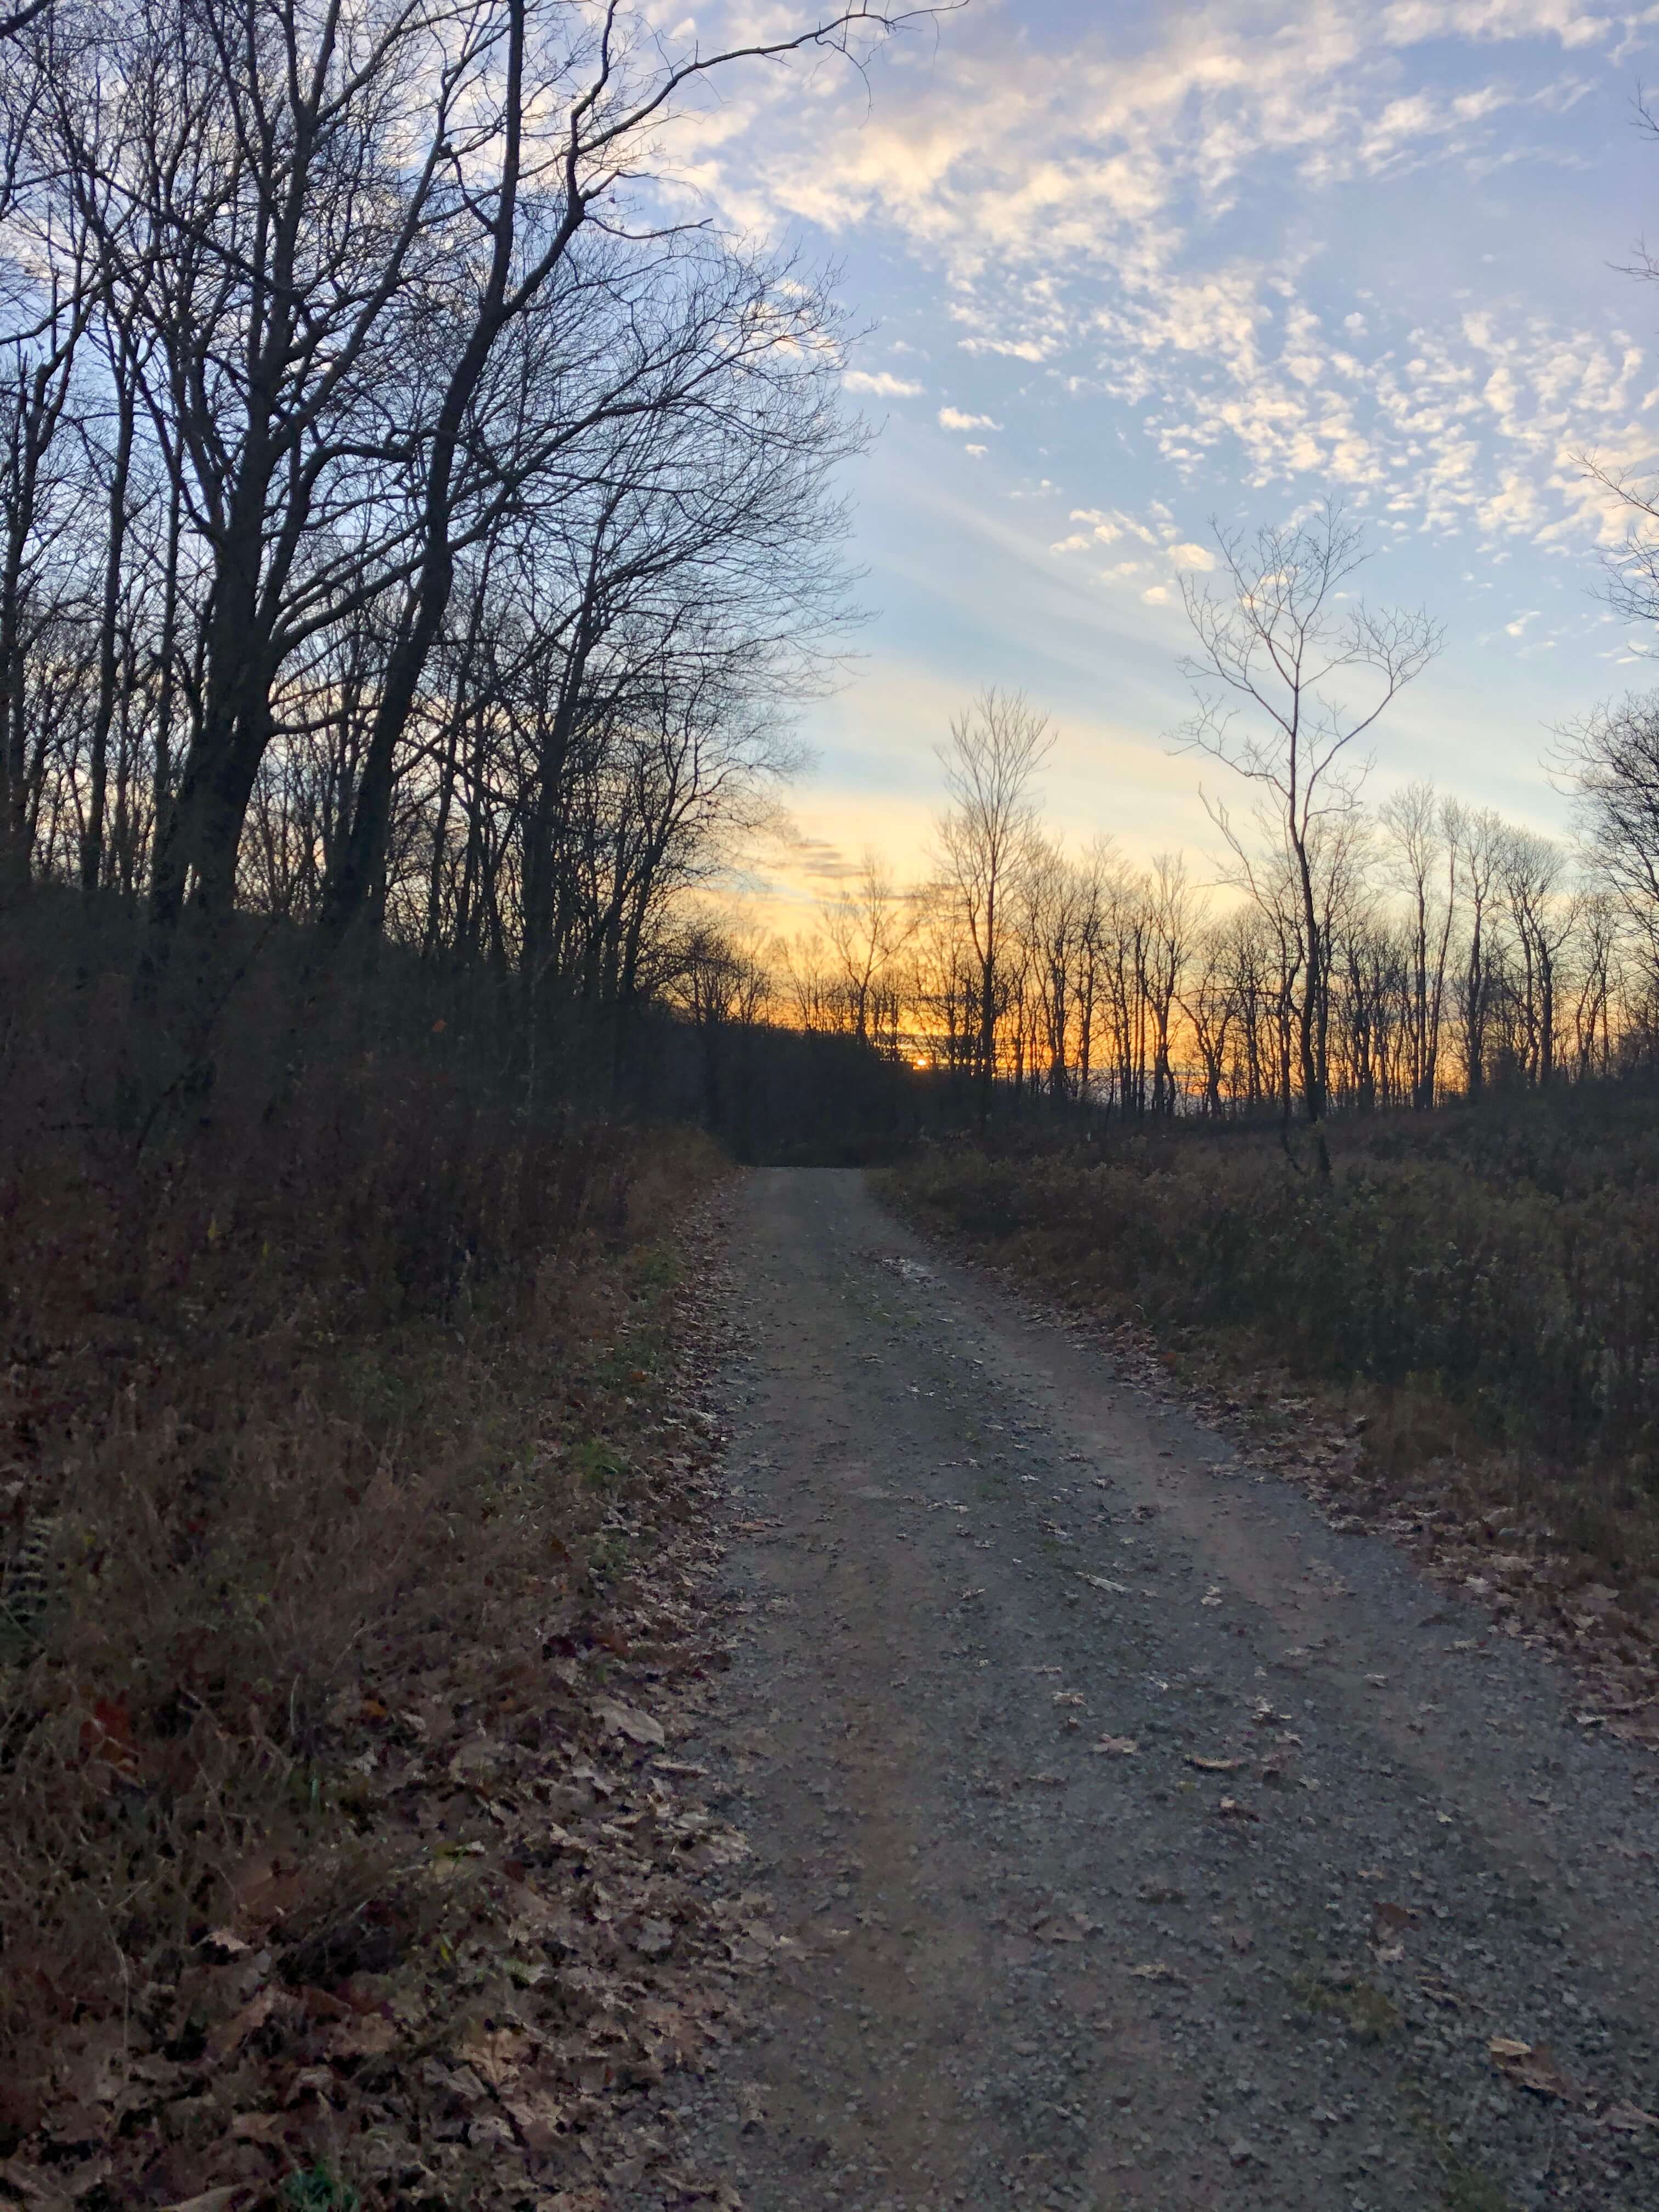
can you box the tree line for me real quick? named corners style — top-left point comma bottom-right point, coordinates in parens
top-left (766, 507), bottom-right (1659, 1130)
top-left (0, 0), bottom-right (947, 1065)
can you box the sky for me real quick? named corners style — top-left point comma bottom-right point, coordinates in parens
top-left (659, 0), bottom-right (1659, 918)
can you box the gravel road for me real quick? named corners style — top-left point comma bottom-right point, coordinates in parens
top-left (647, 1167), bottom-right (1659, 2212)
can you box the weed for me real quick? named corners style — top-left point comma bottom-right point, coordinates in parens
top-left (281, 2168), bottom-right (360, 2212)
top-left (1440, 2159), bottom-right (1516, 2212)
top-left (633, 1243), bottom-right (682, 1290)
top-left (1291, 1968), bottom-right (1400, 2044)
top-left (575, 1438), bottom-right (629, 1488)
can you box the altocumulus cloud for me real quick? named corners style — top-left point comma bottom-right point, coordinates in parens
top-left (665, 0), bottom-right (1659, 556)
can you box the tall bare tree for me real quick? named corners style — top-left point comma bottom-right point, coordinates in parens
top-left (1378, 779), bottom-right (1458, 1109)
top-left (935, 685), bottom-right (1054, 1126)
top-left (1176, 501), bottom-right (1441, 1159)
top-left (1551, 692), bottom-right (1659, 983)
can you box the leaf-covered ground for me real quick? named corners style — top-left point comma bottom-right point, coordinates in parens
top-left (1, 1189), bottom-right (789, 2212)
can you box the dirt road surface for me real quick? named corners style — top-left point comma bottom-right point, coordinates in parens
top-left (645, 1169), bottom-right (1659, 2212)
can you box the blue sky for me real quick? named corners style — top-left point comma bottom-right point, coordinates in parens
top-left (666, 0), bottom-right (1659, 909)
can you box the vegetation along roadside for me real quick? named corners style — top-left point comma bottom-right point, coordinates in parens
top-left (884, 1087), bottom-right (1659, 1758)
top-left (0, 951), bottom-right (775, 2206)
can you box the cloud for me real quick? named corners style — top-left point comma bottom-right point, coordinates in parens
top-left (1066, 505), bottom-right (1177, 549)
top-left (663, 0), bottom-right (1659, 558)
top-left (1141, 584), bottom-right (1172, 605)
top-left (1379, 0), bottom-right (1620, 48)
top-left (844, 370), bottom-right (926, 398)
top-left (777, 831), bottom-right (862, 885)
top-left (1168, 541), bottom-right (1217, 570)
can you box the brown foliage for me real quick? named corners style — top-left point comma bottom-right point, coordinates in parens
top-left (0, 898), bottom-right (725, 2193)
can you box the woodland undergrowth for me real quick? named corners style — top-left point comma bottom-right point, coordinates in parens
top-left (0, 910), bottom-right (748, 2209)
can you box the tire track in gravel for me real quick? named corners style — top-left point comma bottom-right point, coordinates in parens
top-left (645, 1168), bottom-right (1659, 2212)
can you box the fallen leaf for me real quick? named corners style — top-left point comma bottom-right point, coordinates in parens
top-left (455, 2024), bottom-right (533, 2091)
top-left (1604, 2101), bottom-right (1659, 2134)
top-left (55, 2154), bottom-right (111, 2200)
top-left (1419, 1975), bottom-right (1464, 2012)
top-left (229, 2114), bottom-right (289, 2146)
top-left (207, 1987), bottom-right (292, 2063)
top-left (575, 2051), bottom-right (613, 2095)
top-left (1217, 1797), bottom-right (1260, 1821)
top-left (292, 1984), bottom-right (352, 2024)
top-left (0, 2161), bottom-right (54, 2204)
top-left (1188, 1756), bottom-right (1243, 1773)
top-left (1373, 1900), bottom-right (1419, 1931)
top-left (320, 2014), bottom-right (398, 2059)
top-left (633, 1918), bottom-right (674, 1959)
top-left (281, 2064), bottom-right (335, 2106)
top-left (1127, 1961), bottom-right (1183, 1982)
top-left (1032, 1914), bottom-right (1084, 1943)
top-left (501, 2083), bottom-right (571, 2154)
top-left (1079, 1574), bottom-right (1130, 1595)
top-left (1094, 1736), bottom-right (1139, 1757)
top-left (1489, 2036), bottom-right (1578, 2101)
top-left (594, 1697), bottom-right (666, 1748)
top-left (80, 1695), bottom-right (141, 1780)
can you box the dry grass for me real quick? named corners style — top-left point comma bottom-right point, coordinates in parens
top-left (0, 902), bottom-right (727, 2183)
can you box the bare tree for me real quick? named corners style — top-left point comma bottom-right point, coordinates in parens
top-left (1377, 779), bottom-right (1458, 1109)
top-left (1143, 851), bottom-right (1204, 1117)
top-left (1448, 800), bottom-right (1505, 1097)
top-left (821, 850), bottom-right (916, 1046)
top-left (935, 685), bottom-right (1054, 1125)
top-left (1500, 827), bottom-right (1576, 1086)
top-left (1551, 692), bottom-right (1659, 982)
top-left (38, 0), bottom-right (949, 940)
top-left (1175, 501), bottom-right (1441, 1158)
